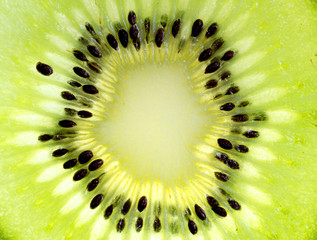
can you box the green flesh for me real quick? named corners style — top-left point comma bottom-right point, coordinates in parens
top-left (0, 0), bottom-right (317, 239)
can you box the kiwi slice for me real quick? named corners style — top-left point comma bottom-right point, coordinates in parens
top-left (0, 0), bottom-right (316, 239)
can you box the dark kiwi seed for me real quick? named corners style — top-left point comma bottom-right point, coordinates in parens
top-left (133, 40), bottom-right (141, 51)
top-left (188, 220), bottom-right (198, 235)
top-left (212, 38), bottom-right (224, 51)
top-left (191, 19), bottom-right (203, 37)
top-left (155, 28), bottom-right (165, 48)
top-left (85, 23), bottom-right (96, 36)
top-left (79, 37), bottom-right (89, 45)
top-left (36, 62), bottom-right (53, 76)
top-left (221, 50), bottom-right (235, 61)
top-left (52, 148), bottom-right (69, 157)
top-left (212, 206), bottom-right (227, 217)
top-left (239, 101), bottom-right (249, 107)
top-left (226, 159), bottom-right (240, 169)
top-left (121, 199), bottom-right (132, 215)
top-left (63, 159), bottom-right (77, 169)
top-left (253, 113), bottom-right (267, 121)
top-left (216, 152), bottom-right (229, 162)
top-left (73, 50), bottom-right (88, 61)
top-left (207, 196), bottom-right (219, 207)
top-left (153, 217), bottom-right (161, 232)
top-left (221, 71), bottom-right (231, 80)
top-left (205, 61), bottom-right (221, 74)
top-left (172, 19), bottom-right (181, 38)
top-left (117, 219), bottom-right (125, 232)
top-left (217, 138), bottom-right (233, 150)
top-left (64, 108), bottom-right (77, 116)
top-left (205, 79), bottom-right (218, 89)
top-left (228, 199), bottom-right (241, 210)
top-left (73, 67), bottom-right (89, 78)
top-left (118, 29), bottom-right (129, 48)
top-left (82, 85), bottom-right (99, 94)
top-left (88, 159), bottom-right (103, 171)
top-left (68, 80), bottom-right (81, 87)
top-left (61, 91), bottom-right (76, 101)
top-left (138, 196), bottom-right (148, 212)
top-left (128, 11), bottom-right (136, 25)
top-left (88, 62), bottom-right (102, 73)
top-left (243, 130), bottom-right (260, 138)
top-left (78, 150), bottom-right (93, 164)
top-left (225, 86), bottom-right (239, 95)
top-left (38, 134), bottom-right (53, 142)
top-left (235, 145), bottom-right (249, 153)
top-left (144, 18), bottom-right (150, 33)
top-left (185, 208), bottom-right (192, 216)
top-left (104, 205), bottom-right (114, 219)
top-left (87, 45), bottom-right (102, 58)
top-left (129, 25), bottom-right (139, 42)
top-left (77, 110), bottom-right (93, 118)
top-left (215, 172), bottom-right (229, 182)
top-left (198, 48), bottom-right (212, 62)
top-left (107, 34), bottom-right (119, 50)
top-left (73, 169), bottom-right (88, 181)
top-left (160, 14), bottom-right (168, 27)
top-left (232, 114), bottom-right (249, 122)
top-left (194, 204), bottom-right (207, 220)
top-left (87, 178), bottom-right (99, 191)
top-left (220, 103), bottom-right (235, 111)
top-left (90, 194), bottom-right (104, 209)
top-left (136, 217), bottom-right (143, 232)
top-left (206, 22), bottom-right (218, 38)
top-left (59, 120), bottom-right (77, 128)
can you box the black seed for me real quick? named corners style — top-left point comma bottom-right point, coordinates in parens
top-left (78, 150), bottom-right (93, 164)
top-left (38, 134), bottom-right (53, 142)
top-left (212, 206), bottom-right (227, 217)
top-left (220, 103), bottom-right (235, 111)
top-left (226, 159), bottom-right (240, 169)
top-left (207, 196), bottom-right (219, 207)
top-left (88, 159), bottom-right (104, 171)
top-left (155, 28), bottom-right (165, 48)
top-left (243, 130), bottom-right (259, 138)
top-left (129, 25), bottom-right (139, 42)
top-left (185, 208), bottom-right (192, 216)
top-left (121, 199), bottom-right (132, 215)
top-left (219, 188), bottom-right (228, 195)
top-left (73, 67), bottom-right (89, 78)
top-left (63, 159), bottom-right (77, 169)
top-left (64, 108), bottom-right (77, 116)
top-left (104, 205), bottom-right (113, 219)
top-left (194, 204), bottom-right (206, 220)
top-left (212, 38), bottom-right (224, 52)
top-left (77, 110), bottom-right (93, 118)
top-left (217, 138), bottom-right (233, 150)
top-left (215, 172), bottom-right (229, 182)
top-left (199, 48), bottom-right (212, 62)
top-left (172, 19), bottom-right (181, 38)
top-left (83, 85), bottom-right (99, 94)
top-left (188, 220), bottom-right (198, 235)
top-left (206, 22), bottom-right (218, 38)
top-left (205, 61), bottom-right (221, 74)
top-left (118, 29), bottom-right (129, 48)
top-left (160, 15), bottom-right (168, 28)
top-left (216, 153), bottom-right (229, 162)
top-left (117, 218), bottom-right (125, 232)
top-left (61, 91), bottom-right (76, 101)
top-left (128, 11), bottom-right (136, 25)
top-left (68, 80), bottom-right (81, 87)
top-left (136, 217), bottom-right (143, 232)
top-left (221, 50), bottom-right (235, 61)
top-left (36, 62), bottom-right (53, 76)
top-left (73, 169), bottom-right (88, 181)
top-left (153, 217), bottom-right (161, 232)
top-left (73, 50), bottom-right (88, 61)
top-left (228, 199), bottom-right (241, 210)
top-left (107, 34), bottom-right (119, 50)
top-left (52, 148), bottom-right (69, 157)
top-left (239, 101), bottom-right (249, 107)
top-left (88, 62), bottom-right (102, 73)
top-left (87, 178), bottom-right (99, 191)
top-left (133, 40), bottom-right (141, 50)
top-left (225, 86), bottom-right (239, 95)
top-left (85, 23), bottom-right (96, 36)
top-left (90, 194), bottom-right (104, 209)
top-left (205, 79), bottom-right (218, 89)
top-left (144, 18), bottom-right (150, 34)
top-left (138, 196), bottom-right (147, 212)
top-left (59, 120), bottom-right (77, 128)
top-left (191, 19), bottom-right (203, 37)
top-left (232, 114), bottom-right (249, 122)
top-left (235, 145), bottom-right (249, 153)
top-left (221, 71), bottom-right (231, 80)
top-left (87, 45), bottom-right (102, 58)
top-left (79, 37), bottom-right (89, 45)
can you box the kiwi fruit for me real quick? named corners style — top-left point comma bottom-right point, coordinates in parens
top-left (0, 0), bottom-right (316, 239)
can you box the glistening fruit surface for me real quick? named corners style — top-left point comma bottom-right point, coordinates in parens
top-left (0, 0), bottom-right (316, 239)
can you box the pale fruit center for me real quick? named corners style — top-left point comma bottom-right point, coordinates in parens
top-left (95, 61), bottom-right (209, 183)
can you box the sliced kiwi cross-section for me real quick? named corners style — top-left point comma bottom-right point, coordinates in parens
top-left (0, 0), bottom-right (316, 239)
